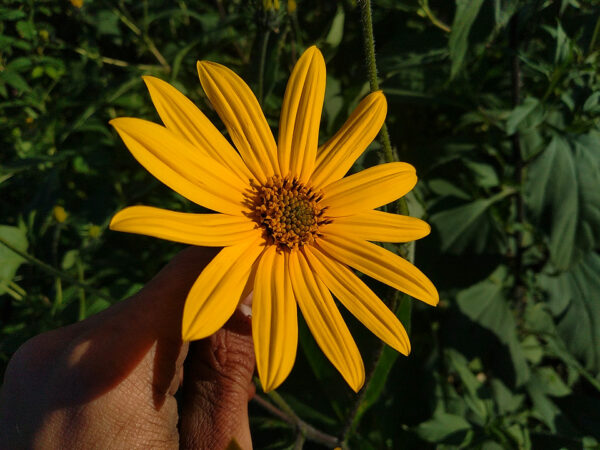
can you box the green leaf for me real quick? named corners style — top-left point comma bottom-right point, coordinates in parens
top-left (0, 225), bottom-right (28, 296)
top-left (526, 135), bottom-right (578, 269)
top-left (456, 266), bottom-right (530, 386)
top-left (540, 253), bottom-right (600, 372)
top-left (430, 190), bottom-right (511, 253)
top-left (534, 367), bottom-right (571, 397)
top-left (416, 412), bottom-right (472, 443)
top-left (16, 20), bottom-right (36, 40)
top-left (448, 0), bottom-right (485, 78)
top-left (324, 5), bottom-right (344, 49)
top-left (0, 70), bottom-right (31, 93)
top-left (506, 97), bottom-right (543, 135)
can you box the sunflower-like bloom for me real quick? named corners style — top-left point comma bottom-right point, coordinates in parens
top-left (109, 46), bottom-right (438, 392)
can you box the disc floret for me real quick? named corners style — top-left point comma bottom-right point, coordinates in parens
top-left (250, 175), bottom-right (328, 250)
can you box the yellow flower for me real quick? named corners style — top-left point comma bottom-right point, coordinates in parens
top-left (53, 206), bottom-right (68, 223)
top-left (109, 46), bottom-right (438, 392)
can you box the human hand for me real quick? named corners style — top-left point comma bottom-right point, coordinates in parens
top-left (0, 247), bottom-right (255, 449)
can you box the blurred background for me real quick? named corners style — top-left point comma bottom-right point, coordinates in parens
top-left (1, 0), bottom-right (599, 448)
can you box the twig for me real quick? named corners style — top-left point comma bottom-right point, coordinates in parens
top-left (252, 395), bottom-right (340, 448)
top-left (0, 236), bottom-right (113, 303)
top-left (509, 16), bottom-right (526, 310)
top-left (257, 29), bottom-right (271, 106)
top-left (419, 0), bottom-right (451, 33)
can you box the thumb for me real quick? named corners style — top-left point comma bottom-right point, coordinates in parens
top-left (179, 307), bottom-right (255, 450)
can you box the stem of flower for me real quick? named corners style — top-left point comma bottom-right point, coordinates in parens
top-left (359, 0), bottom-right (394, 165)
top-left (340, 1), bottom-right (415, 445)
top-left (258, 29), bottom-right (271, 106)
top-left (252, 394), bottom-right (340, 448)
top-left (0, 236), bottom-right (113, 303)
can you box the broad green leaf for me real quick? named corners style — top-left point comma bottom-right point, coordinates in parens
top-left (449, 0), bottom-right (485, 78)
top-left (534, 367), bottom-right (571, 397)
top-left (526, 135), bottom-right (577, 270)
top-left (506, 97), bottom-right (543, 135)
top-left (416, 412), bottom-right (472, 443)
top-left (456, 266), bottom-right (530, 386)
top-left (430, 190), bottom-right (511, 253)
top-left (0, 225), bottom-right (28, 296)
top-left (324, 5), bottom-right (344, 49)
top-left (540, 253), bottom-right (600, 372)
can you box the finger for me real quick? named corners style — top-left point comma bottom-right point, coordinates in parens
top-left (49, 246), bottom-right (219, 405)
top-left (180, 309), bottom-right (255, 450)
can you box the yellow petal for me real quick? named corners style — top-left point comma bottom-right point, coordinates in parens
top-left (278, 46), bottom-right (326, 181)
top-left (110, 118), bottom-right (248, 215)
top-left (323, 210), bottom-right (431, 243)
top-left (303, 246), bottom-right (410, 355)
top-left (317, 234), bottom-right (439, 306)
top-left (197, 61), bottom-right (279, 183)
top-left (320, 162), bottom-right (417, 217)
top-left (311, 91), bottom-right (387, 188)
top-left (288, 250), bottom-right (365, 392)
top-left (109, 206), bottom-right (258, 246)
top-left (143, 76), bottom-right (253, 183)
top-left (182, 237), bottom-right (264, 341)
top-left (253, 246), bottom-right (298, 392)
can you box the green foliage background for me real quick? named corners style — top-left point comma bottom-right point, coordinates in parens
top-left (1, 0), bottom-right (599, 448)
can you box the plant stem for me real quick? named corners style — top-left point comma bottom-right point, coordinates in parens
top-left (258, 29), bottom-right (271, 106)
top-left (359, 0), bottom-right (395, 165)
top-left (0, 236), bottom-right (113, 303)
top-left (509, 15), bottom-right (526, 310)
top-left (252, 394), bottom-right (340, 448)
top-left (340, 1), bottom-right (415, 444)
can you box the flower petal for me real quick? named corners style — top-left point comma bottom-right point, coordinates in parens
top-left (109, 206), bottom-right (258, 246)
top-left (253, 246), bottom-right (298, 392)
top-left (322, 210), bottom-right (431, 243)
top-left (197, 61), bottom-right (279, 183)
top-left (143, 76), bottom-right (253, 183)
top-left (311, 91), bottom-right (386, 188)
top-left (278, 46), bottom-right (326, 182)
top-left (317, 233), bottom-right (439, 306)
top-left (320, 162), bottom-right (417, 217)
top-left (303, 246), bottom-right (410, 355)
top-left (182, 237), bottom-right (264, 341)
top-left (110, 118), bottom-right (249, 215)
top-left (288, 250), bottom-right (365, 392)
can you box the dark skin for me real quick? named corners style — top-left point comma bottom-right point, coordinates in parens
top-left (0, 247), bottom-right (256, 449)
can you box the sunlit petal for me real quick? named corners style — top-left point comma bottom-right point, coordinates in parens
top-left (182, 237), bottom-right (264, 341)
top-left (321, 162), bottom-right (417, 217)
top-left (143, 76), bottom-right (253, 183)
top-left (317, 233), bottom-right (439, 306)
top-left (322, 210), bottom-right (431, 242)
top-left (304, 246), bottom-right (410, 355)
top-left (197, 61), bottom-right (279, 183)
top-left (278, 46), bottom-right (326, 181)
top-left (110, 118), bottom-right (249, 215)
top-left (110, 206), bottom-right (258, 246)
top-left (311, 91), bottom-right (386, 188)
top-left (253, 247), bottom-right (298, 392)
top-left (288, 250), bottom-right (365, 392)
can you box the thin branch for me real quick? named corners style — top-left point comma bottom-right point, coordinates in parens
top-left (0, 236), bottom-right (113, 303)
top-left (419, 0), bottom-right (451, 33)
top-left (509, 16), bottom-right (526, 310)
top-left (252, 395), bottom-right (340, 448)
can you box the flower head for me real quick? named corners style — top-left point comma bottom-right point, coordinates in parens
top-left (109, 46), bottom-right (438, 392)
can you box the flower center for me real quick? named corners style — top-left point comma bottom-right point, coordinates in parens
top-left (250, 175), bottom-right (328, 250)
